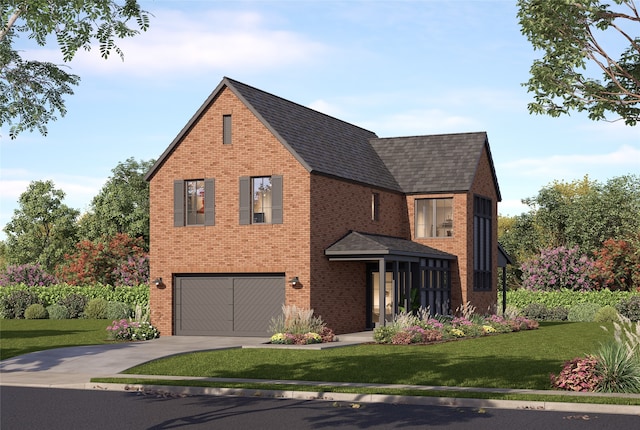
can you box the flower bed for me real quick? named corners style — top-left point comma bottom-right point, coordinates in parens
top-left (373, 312), bottom-right (539, 345)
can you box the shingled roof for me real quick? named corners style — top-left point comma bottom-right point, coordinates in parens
top-left (325, 231), bottom-right (456, 260)
top-left (371, 133), bottom-right (502, 200)
top-left (145, 77), bottom-right (500, 201)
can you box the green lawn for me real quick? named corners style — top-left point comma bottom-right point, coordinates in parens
top-left (0, 319), bottom-right (112, 360)
top-left (125, 322), bottom-right (612, 390)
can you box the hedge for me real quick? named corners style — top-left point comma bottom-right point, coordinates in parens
top-left (0, 284), bottom-right (149, 308)
top-left (499, 288), bottom-right (640, 310)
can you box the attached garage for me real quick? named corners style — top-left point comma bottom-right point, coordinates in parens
top-left (174, 274), bottom-right (285, 336)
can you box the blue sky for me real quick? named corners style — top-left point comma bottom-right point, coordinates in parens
top-left (1, 0), bottom-right (639, 239)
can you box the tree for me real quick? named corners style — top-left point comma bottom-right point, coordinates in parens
top-left (1, 1), bottom-right (150, 138)
top-left (517, 0), bottom-right (640, 125)
top-left (78, 157), bottom-right (154, 248)
top-left (523, 175), bottom-right (640, 253)
top-left (3, 180), bottom-right (79, 272)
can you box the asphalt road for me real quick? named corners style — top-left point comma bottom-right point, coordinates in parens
top-left (1, 386), bottom-right (639, 430)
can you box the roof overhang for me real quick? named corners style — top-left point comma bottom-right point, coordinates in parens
top-left (325, 231), bottom-right (456, 262)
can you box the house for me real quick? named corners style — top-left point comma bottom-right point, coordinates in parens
top-left (144, 77), bottom-right (501, 336)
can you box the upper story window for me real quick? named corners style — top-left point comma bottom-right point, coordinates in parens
top-left (223, 115), bottom-right (232, 144)
top-left (173, 179), bottom-right (215, 227)
top-left (371, 193), bottom-right (380, 221)
top-left (415, 198), bottom-right (453, 238)
top-left (239, 175), bottom-right (283, 225)
top-left (473, 195), bottom-right (493, 290)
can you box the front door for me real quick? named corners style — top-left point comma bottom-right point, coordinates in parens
top-left (367, 267), bottom-right (394, 328)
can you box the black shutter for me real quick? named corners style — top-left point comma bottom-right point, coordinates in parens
top-left (239, 177), bottom-right (250, 225)
top-left (204, 178), bottom-right (215, 226)
top-left (271, 175), bottom-right (283, 224)
top-left (174, 180), bottom-right (184, 227)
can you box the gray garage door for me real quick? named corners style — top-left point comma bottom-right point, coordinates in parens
top-left (174, 275), bottom-right (285, 336)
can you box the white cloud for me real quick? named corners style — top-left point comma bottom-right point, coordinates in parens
top-left (24, 9), bottom-right (329, 79)
top-left (498, 199), bottom-right (530, 217)
top-left (499, 145), bottom-right (640, 178)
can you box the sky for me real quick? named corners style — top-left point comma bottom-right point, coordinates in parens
top-left (1, 0), bottom-right (639, 240)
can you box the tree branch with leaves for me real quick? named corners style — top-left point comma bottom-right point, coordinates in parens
top-left (518, 0), bottom-right (640, 125)
top-left (0, 1), bottom-right (150, 138)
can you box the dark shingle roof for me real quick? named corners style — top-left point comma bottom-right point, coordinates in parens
top-left (145, 78), bottom-right (500, 201)
top-left (325, 231), bottom-right (456, 260)
top-left (370, 133), bottom-right (496, 195)
top-left (226, 78), bottom-right (401, 191)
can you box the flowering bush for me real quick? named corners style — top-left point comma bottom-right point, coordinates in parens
top-left (449, 328), bottom-right (465, 338)
top-left (111, 255), bottom-right (149, 287)
top-left (270, 331), bottom-right (323, 345)
top-left (106, 318), bottom-right (159, 341)
top-left (591, 238), bottom-right (640, 292)
top-left (0, 264), bottom-right (57, 287)
top-left (550, 356), bottom-right (601, 392)
top-left (522, 246), bottom-right (596, 291)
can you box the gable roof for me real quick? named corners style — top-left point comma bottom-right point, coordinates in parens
top-left (145, 77), bottom-right (500, 201)
top-left (370, 133), bottom-right (502, 200)
top-left (145, 77), bottom-right (400, 191)
top-left (325, 231), bottom-right (456, 260)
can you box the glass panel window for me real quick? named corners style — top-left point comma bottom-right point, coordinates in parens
top-left (252, 177), bottom-right (272, 224)
top-left (415, 198), bottom-right (453, 238)
top-left (186, 180), bottom-right (205, 225)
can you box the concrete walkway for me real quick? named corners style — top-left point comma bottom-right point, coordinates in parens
top-left (1, 332), bottom-right (640, 416)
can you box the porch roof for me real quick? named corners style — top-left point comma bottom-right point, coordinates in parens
top-left (325, 231), bottom-right (456, 262)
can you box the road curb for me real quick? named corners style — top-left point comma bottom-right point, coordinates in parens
top-left (85, 382), bottom-right (640, 416)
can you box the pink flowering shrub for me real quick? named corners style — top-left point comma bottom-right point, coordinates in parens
top-left (550, 356), bottom-right (602, 392)
top-left (106, 318), bottom-right (160, 341)
top-left (522, 246), bottom-right (596, 291)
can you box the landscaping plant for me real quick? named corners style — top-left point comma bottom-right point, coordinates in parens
top-left (269, 304), bottom-right (335, 345)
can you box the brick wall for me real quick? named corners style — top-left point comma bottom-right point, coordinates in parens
top-left (148, 87), bottom-right (313, 335)
top-left (309, 174), bottom-right (409, 333)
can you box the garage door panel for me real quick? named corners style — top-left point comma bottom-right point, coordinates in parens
top-left (175, 275), bottom-right (284, 336)
top-left (234, 278), bottom-right (284, 333)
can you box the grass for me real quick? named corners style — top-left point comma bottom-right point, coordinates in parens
top-left (124, 322), bottom-right (612, 390)
top-left (5, 319), bottom-right (640, 405)
top-left (0, 319), bottom-right (112, 360)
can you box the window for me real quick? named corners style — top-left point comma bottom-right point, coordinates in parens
top-left (223, 115), bottom-right (232, 144)
top-left (239, 175), bottom-right (283, 225)
top-left (371, 193), bottom-right (380, 221)
top-left (415, 198), bottom-right (453, 238)
top-left (173, 179), bottom-right (215, 226)
top-left (473, 195), bottom-right (492, 290)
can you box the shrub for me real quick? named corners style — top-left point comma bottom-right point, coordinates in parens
top-left (521, 246), bottom-right (596, 291)
top-left (546, 306), bottom-right (569, 321)
top-left (0, 289), bottom-right (41, 318)
top-left (373, 326), bottom-right (397, 344)
top-left (591, 238), bottom-right (640, 291)
top-left (84, 298), bottom-right (109, 319)
top-left (58, 293), bottom-right (88, 319)
top-left (567, 303), bottom-right (602, 322)
top-left (0, 263), bottom-right (57, 287)
top-left (522, 303), bottom-right (549, 320)
top-left (502, 288), bottom-right (638, 310)
top-left (551, 356), bottom-right (601, 392)
top-left (594, 305), bottom-right (620, 323)
top-left (46, 304), bottom-right (70, 320)
top-left (111, 255), bottom-right (149, 287)
top-left (106, 318), bottom-right (160, 341)
top-left (24, 303), bottom-right (48, 319)
top-left (595, 341), bottom-right (640, 393)
top-left (56, 233), bottom-right (148, 286)
top-left (617, 296), bottom-right (640, 322)
top-left (106, 301), bottom-right (132, 320)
